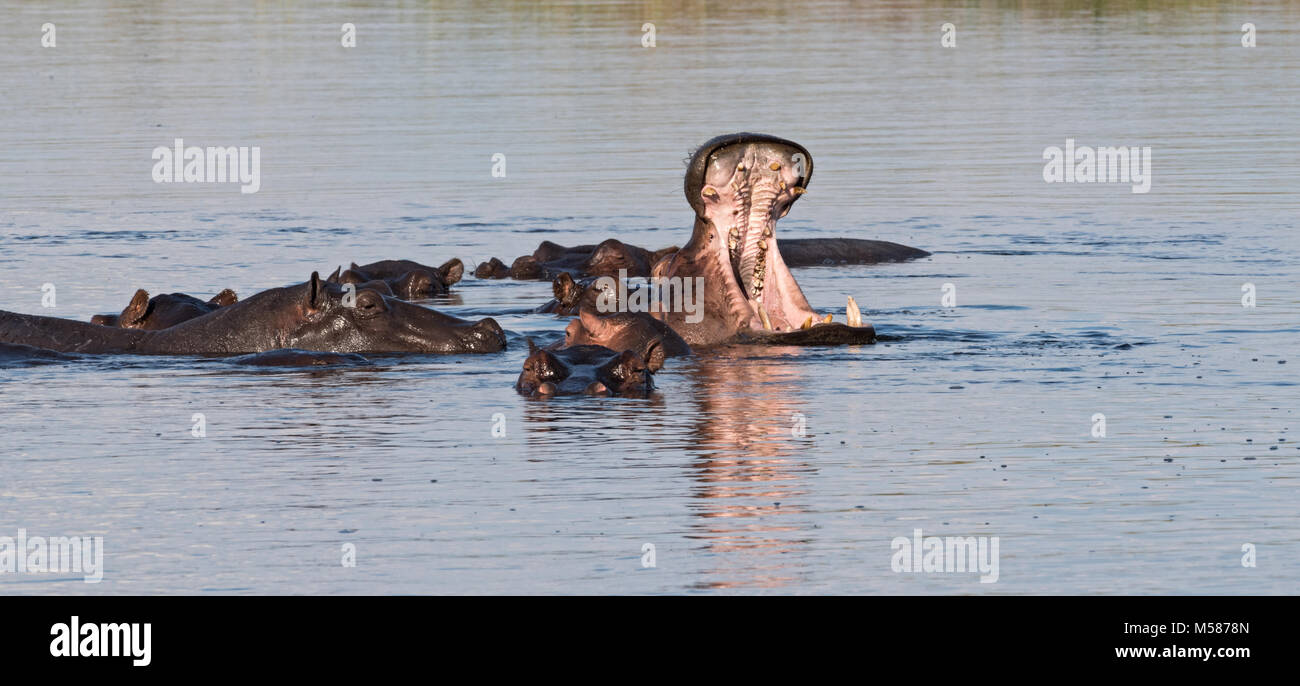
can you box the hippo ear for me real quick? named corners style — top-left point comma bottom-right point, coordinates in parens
top-left (644, 338), bottom-right (664, 373)
top-left (526, 337), bottom-right (538, 355)
top-left (439, 259), bottom-right (464, 286)
top-left (307, 272), bottom-right (326, 310)
top-left (208, 289), bottom-right (238, 307)
top-left (326, 266), bottom-right (341, 283)
top-left (552, 272), bottom-right (575, 301)
top-left (120, 289), bottom-right (151, 326)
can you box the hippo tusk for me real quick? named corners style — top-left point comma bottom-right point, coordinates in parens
top-left (758, 305), bottom-right (773, 331)
top-left (847, 296), bottom-right (862, 328)
top-left (801, 315), bottom-right (814, 330)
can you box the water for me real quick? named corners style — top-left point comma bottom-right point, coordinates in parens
top-left (1, 0), bottom-right (1297, 594)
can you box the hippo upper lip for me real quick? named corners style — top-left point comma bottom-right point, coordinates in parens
top-left (685, 132), bottom-right (812, 218)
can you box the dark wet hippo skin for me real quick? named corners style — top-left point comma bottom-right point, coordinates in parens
top-left (533, 273), bottom-right (604, 316)
top-left (485, 237), bottom-right (924, 282)
top-left (327, 258), bottom-right (464, 300)
top-left (0, 341), bottom-right (75, 366)
top-left (91, 288), bottom-right (238, 329)
top-left (0, 272), bottom-right (505, 355)
top-left (479, 240), bottom-right (681, 281)
top-left (473, 257), bottom-right (511, 279)
top-left (508, 255), bottom-right (544, 280)
top-left (776, 238), bottom-right (930, 266)
top-left (562, 307), bottom-right (691, 360)
top-left (651, 132), bottom-right (879, 347)
top-left (221, 349), bottom-right (371, 367)
top-left (516, 339), bottom-right (663, 397)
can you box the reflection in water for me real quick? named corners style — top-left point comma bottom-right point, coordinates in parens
top-left (679, 348), bottom-right (819, 590)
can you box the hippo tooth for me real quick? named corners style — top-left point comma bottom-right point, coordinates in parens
top-left (792, 186), bottom-right (806, 195)
top-left (769, 162), bottom-right (781, 170)
top-left (801, 316), bottom-right (814, 330)
top-left (758, 305), bottom-right (773, 331)
top-left (702, 186), bottom-right (718, 198)
top-left (847, 296), bottom-right (862, 328)
top-left (823, 313), bottom-right (833, 324)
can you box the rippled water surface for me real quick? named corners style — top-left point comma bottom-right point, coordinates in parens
top-left (1, 1), bottom-right (1297, 594)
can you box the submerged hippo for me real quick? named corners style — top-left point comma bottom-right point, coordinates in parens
top-left (221, 349), bottom-right (371, 367)
top-left (91, 288), bottom-right (238, 329)
top-left (516, 339), bottom-right (664, 397)
top-left (651, 133), bottom-right (879, 347)
top-left (0, 272), bottom-right (505, 355)
top-left (479, 240), bottom-right (680, 281)
top-left (562, 307), bottom-right (691, 360)
top-left (0, 341), bottom-right (75, 366)
top-left (776, 238), bottom-right (929, 266)
top-left (483, 234), bottom-right (925, 283)
top-left (473, 257), bottom-right (511, 279)
top-left (328, 258), bottom-right (464, 300)
top-left (533, 272), bottom-right (605, 316)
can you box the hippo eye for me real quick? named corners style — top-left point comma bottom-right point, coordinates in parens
top-left (353, 291), bottom-right (387, 318)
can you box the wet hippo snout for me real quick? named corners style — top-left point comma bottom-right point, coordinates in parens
top-left (459, 317), bottom-right (506, 352)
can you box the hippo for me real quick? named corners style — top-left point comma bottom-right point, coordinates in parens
top-left (0, 272), bottom-right (505, 355)
top-left (0, 341), bottom-right (75, 366)
top-left (221, 349), bottom-right (371, 367)
top-left (327, 258), bottom-right (464, 300)
top-left (91, 288), bottom-right (238, 329)
top-left (516, 339), bottom-right (663, 397)
top-left (561, 307), bottom-right (691, 360)
top-left (478, 240), bottom-right (681, 281)
top-left (507, 255), bottom-right (544, 280)
top-left (533, 273), bottom-right (604, 316)
top-left (650, 133), bottom-right (879, 347)
top-left (474, 257), bottom-right (511, 279)
top-left (482, 236), bottom-right (925, 284)
top-left (776, 238), bottom-right (930, 266)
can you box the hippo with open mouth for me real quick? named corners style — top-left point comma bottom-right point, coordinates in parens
top-left (0, 272), bottom-right (504, 355)
top-left (650, 133), bottom-right (877, 347)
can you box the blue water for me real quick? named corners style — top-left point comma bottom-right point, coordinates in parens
top-left (0, 0), bottom-right (1296, 594)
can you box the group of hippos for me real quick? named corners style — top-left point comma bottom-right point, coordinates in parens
top-left (0, 134), bottom-right (929, 396)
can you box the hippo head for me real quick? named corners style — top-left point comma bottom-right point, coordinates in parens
top-left (580, 239), bottom-right (653, 278)
top-left (564, 307), bottom-right (691, 360)
top-left (330, 259), bottom-right (464, 300)
top-left (516, 340), bottom-right (663, 397)
top-left (388, 270), bottom-right (440, 300)
top-left (654, 133), bottom-right (874, 346)
top-left (286, 272), bottom-right (505, 353)
top-left (92, 288), bottom-right (237, 330)
top-left (474, 257), bottom-right (511, 279)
